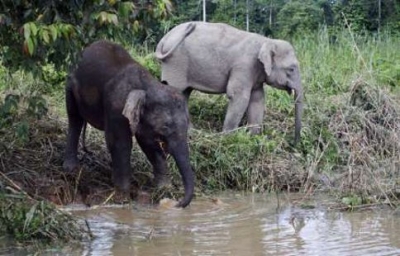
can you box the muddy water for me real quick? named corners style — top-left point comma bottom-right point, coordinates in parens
top-left (3, 193), bottom-right (400, 256)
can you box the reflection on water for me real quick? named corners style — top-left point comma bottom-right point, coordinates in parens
top-left (2, 193), bottom-right (400, 256)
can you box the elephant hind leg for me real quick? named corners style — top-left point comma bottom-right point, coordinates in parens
top-left (63, 77), bottom-right (84, 172)
top-left (246, 87), bottom-right (265, 134)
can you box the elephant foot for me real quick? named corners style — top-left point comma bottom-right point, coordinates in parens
top-left (113, 175), bottom-right (131, 193)
top-left (63, 158), bottom-right (79, 172)
top-left (113, 188), bottom-right (131, 204)
top-left (248, 125), bottom-right (262, 135)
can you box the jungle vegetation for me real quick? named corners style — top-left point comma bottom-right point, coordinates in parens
top-left (0, 0), bottom-right (399, 243)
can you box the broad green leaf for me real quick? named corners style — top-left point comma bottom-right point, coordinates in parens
top-left (68, 25), bottom-right (76, 37)
top-left (23, 23), bottom-right (31, 40)
top-left (133, 20), bottom-right (140, 32)
top-left (49, 25), bottom-right (58, 41)
top-left (42, 30), bottom-right (50, 44)
top-left (30, 22), bottom-right (38, 36)
top-left (109, 13), bottom-right (118, 25)
top-left (119, 2), bottom-right (134, 18)
top-left (26, 37), bottom-right (34, 55)
top-left (99, 11), bottom-right (108, 25)
top-left (59, 24), bottom-right (68, 38)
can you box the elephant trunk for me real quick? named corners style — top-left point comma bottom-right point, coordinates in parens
top-left (294, 85), bottom-right (303, 145)
top-left (167, 138), bottom-right (194, 208)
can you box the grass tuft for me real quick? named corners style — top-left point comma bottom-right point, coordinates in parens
top-left (0, 186), bottom-right (91, 243)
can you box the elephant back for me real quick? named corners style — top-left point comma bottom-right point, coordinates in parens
top-left (75, 40), bottom-right (135, 90)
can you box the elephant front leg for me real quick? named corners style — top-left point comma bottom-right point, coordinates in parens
top-left (105, 119), bottom-right (133, 192)
top-left (246, 87), bottom-right (265, 134)
top-left (135, 133), bottom-right (170, 188)
top-left (223, 77), bottom-right (252, 132)
top-left (63, 82), bottom-right (84, 172)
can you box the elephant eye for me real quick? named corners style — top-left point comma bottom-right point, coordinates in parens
top-left (287, 67), bottom-right (295, 73)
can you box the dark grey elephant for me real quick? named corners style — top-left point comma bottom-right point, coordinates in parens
top-left (155, 21), bottom-right (303, 145)
top-left (63, 40), bottom-right (194, 208)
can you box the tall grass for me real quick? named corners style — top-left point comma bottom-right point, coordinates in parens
top-left (294, 27), bottom-right (400, 95)
top-left (291, 28), bottom-right (400, 203)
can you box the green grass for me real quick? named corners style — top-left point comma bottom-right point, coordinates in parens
top-left (0, 190), bottom-right (91, 243)
top-left (294, 28), bottom-right (400, 96)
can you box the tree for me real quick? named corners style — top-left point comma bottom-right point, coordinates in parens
top-left (0, 0), bottom-right (173, 74)
top-left (210, 0), bottom-right (245, 28)
top-left (276, 0), bottom-right (324, 38)
top-left (332, 0), bottom-right (400, 33)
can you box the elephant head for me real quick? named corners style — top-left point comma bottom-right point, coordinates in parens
top-left (122, 80), bottom-right (194, 208)
top-left (258, 39), bottom-right (303, 145)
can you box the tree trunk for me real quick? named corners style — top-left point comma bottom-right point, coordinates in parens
top-left (203, 0), bottom-right (206, 22)
top-left (246, 0), bottom-right (249, 31)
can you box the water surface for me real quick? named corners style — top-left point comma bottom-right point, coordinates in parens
top-left (2, 193), bottom-right (400, 256)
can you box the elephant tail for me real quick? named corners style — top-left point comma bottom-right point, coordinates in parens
top-left (155, 22), bottom-right (196, 61)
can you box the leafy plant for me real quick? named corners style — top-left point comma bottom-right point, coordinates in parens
top-left (0, 92), bottom-right (48, 144)
top-left (0, 191), bottom-right (90, 242)
top-left (0, 0), bottom-right (173, 75)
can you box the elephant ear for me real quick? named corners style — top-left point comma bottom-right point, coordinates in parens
top-left (122, 90), bottom-right (146, 134)
top-left (258, 42), bottom-right (276, 77)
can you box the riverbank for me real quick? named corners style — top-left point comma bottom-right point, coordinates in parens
top-left (1, 29), bottom-right (400, 243)
top-left (1, 78), bottom-right (399, 208)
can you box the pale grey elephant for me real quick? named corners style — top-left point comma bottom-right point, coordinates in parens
top-left (155, 21), bottom-right (303, 145)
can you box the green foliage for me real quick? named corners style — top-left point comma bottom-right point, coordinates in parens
top-left (187, 129), bottom-right (281, 191)
top-left (341, 194), bottom-right (363, 208)
top-left (128, 46), bottom-right (162, 79)
top-left (332, 0), bottom-right (400, 33)
top-left (40, 64), bottom-right (68, 93)
top-left (333, 0), bottom-right (370, 31)
top-left (168, 0), bottom-right (399, 39)
top-left (276, 0), bottom-right (324, 38)
top-left (209, 0), bottom-right (248, 30)
top-left (0, 92), bottom-right (48, 144)
top-left (0, 0), bottom-right (173, 150)
top-left (189, 93), bottom-right (227, 132)
top-left (0, 0), bottom-right (173, 74)
top-left (0, 191), bottom-right (89, 242)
